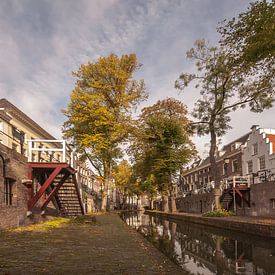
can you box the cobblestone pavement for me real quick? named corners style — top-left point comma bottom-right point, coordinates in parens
top-left (0, 213), bottom-right (184, 275)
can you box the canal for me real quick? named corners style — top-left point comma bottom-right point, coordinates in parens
top-left (121, 211), bottom-right (275, 274)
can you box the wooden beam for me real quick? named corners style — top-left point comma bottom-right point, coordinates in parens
top-left (28, 162), bottom-right (76, 174)
top-left (28, 167), bottom-right (62, 211)
top-left (41, 172), bottom-right (69, 211)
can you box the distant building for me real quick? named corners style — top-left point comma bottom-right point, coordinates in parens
top-left (179, 133), bottom-right (250, 197)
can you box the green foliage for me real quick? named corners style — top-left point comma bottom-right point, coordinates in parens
top-left (175, 39), bottom-right (275, 186)
top-left (203, 209), bottom-right (236, 217)
top-left (131, 98), bottom-right (196, 194)
top-left (219, 0), bottom-right (275, 65)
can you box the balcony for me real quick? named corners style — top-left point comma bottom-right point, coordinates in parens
top-left (26, 139), bottom-right (78, 168)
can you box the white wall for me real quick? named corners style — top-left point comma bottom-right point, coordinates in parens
top-left (242, 126), bottom-right (275, 182)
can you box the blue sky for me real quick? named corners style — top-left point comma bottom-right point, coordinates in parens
top-left (1, 0), bottom-right (274, 156)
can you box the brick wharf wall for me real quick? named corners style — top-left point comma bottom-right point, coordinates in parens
top-left (176, 193), bottom-right (215, 214)
top-left (0, 143), bottom-right (28, 229)
top-left (247, 182), bottom-right (275, 217)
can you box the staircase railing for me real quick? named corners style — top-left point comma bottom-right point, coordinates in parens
top-left (222, 176), bottom-right (250, 190)
top-left (26, 139), bottom-right (78, 169)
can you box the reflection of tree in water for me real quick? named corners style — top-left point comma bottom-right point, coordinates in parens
top-left (121, 213), bottom-right (275, 274)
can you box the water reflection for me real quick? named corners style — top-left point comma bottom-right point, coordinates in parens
top-left (121, 211), bottom-right (275, 275)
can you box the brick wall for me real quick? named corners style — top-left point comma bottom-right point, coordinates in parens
top-left (176, 193), bottom-right (215, 213)
top-left (0, 144), bottom-right (29, 229)
top-left (247, 182), bottom-right (275, 217)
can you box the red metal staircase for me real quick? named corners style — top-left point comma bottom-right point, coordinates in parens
top-left (220, 177), bottom-right (251, 211)
top-left (26, 162), bottom-right (84, 217)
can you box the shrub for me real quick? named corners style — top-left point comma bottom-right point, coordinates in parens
top-left (202, 208), bottom-right (236, 217)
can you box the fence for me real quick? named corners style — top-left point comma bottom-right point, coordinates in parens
top-left (26, 139), bottom-right (78, 169)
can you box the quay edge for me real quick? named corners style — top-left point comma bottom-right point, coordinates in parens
top-left (145, 210), bottom-right (275, 239)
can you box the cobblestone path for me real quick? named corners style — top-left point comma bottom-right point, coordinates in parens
top-left (0, 213), bottom-right (184, 274)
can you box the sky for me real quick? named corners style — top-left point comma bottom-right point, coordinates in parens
top-left (0, 0), bottom-right (274, 157)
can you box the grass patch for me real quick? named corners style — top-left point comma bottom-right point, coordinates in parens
top-left (145, 210), bottom-right (163, 213)
top-left (9, 217), bottom-right (71, 233)
top-left (202, 209), bottom-right (236, 217)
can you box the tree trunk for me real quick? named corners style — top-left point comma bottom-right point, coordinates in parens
top-left (162, 193), bottom-right (169, 212)
top-left (209, 121), bottom-right (221, 209)
top-left (169, 185), bottom-right (177, 213)
top-left (101, 191), bottom-right (107, 211)
top-left (101, 162), bottom-right (111, 211)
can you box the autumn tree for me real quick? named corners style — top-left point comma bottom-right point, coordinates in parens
top-left (113, 160), bottom-right (132, 210)
top-left (175, 39), bottom-right (275, 208)
top-left (132, 98), bottom-right (195, 212)
top-left (63, 53), bottom-right (147, 211)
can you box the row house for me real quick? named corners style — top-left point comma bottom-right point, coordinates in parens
top-left (241, 126), bottom-right (275, 216)
top-left (178, 125), bottom-right (275, 216)
top-left (0, 98), bottom-right (97, 228)
top-left (242, 125), bottom-right (275, 183)
top-left (179, 132), bottom-right (250, 196)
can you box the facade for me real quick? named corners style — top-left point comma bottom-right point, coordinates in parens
top-left (242, 125), bottom-right (275, 183)
top-left (179, 133), bottom-right (250, 197)
top-left (0, 98), bottom-right (63, 162)
top-left (0, 143), bottom-right (29, 228)
top-left (0, 99), bottom-right (98, 228)
top-left (177, 126), bottom-right (275, 216)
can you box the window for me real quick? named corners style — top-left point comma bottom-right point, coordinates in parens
top-left (232, 159), bottom-right (238, 173)
top-left (259, 155), bottom-right (265, 170)
top-left (4, 179), bottom-right (14, 205)
top-left (247, 161), bottom-right (253, 174)
top-left (252, 143), bottom-right (258, 155)
top-left (271, 199), bottom-right (275, 209)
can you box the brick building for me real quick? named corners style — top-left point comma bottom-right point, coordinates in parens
top-left (177, 133), bottom-right (250, 213)
top-left (0, 143), bottom-right (29, 228)
top-left (179, 133), bottom-right (250, 197)
top-left (177, 126), bottom-right (275, 217)
top-left (0, 99), bottom-right (98, 228)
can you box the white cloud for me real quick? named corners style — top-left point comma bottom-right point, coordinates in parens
top-left (0, 0), bottom-right (274, 156)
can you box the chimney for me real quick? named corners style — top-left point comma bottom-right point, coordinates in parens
top-left (251, 125), bottom-right (260, 131)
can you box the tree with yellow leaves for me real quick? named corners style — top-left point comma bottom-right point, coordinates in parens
top-left (63, 53), bottom-right (147, 211)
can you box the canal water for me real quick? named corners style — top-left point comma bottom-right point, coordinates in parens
top-left (121, 211), bottom-right (275, 275)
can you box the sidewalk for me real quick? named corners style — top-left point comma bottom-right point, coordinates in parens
top-left (147, 211), bottom-right (275, 238)
top-left (0, 213), bottom-right (183, 274)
